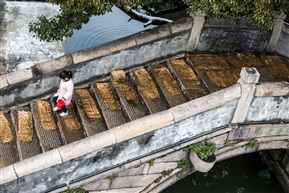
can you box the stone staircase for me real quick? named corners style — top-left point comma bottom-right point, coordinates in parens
top-left (1, 53), bottom-right (289, 170)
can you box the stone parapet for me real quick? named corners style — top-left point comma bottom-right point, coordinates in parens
top-left (255, 82), bottom-right (289, 96)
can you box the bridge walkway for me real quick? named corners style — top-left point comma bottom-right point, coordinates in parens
top-left (0, 52), bottom-right (289, 169)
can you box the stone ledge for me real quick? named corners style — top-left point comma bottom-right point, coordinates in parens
top-left (111, 110), bottom-right (174, 143)
top-left (6, 68), bottom-right (33, 85)
top-left (13, 149), bottom-right (62, 178)
top-left (134, 24), bottom-right (171, 45)
top-left (58, 130), bottom-right (116, 162)
top-left (255, 82), bottom-right (289, 96)
top-left (169, 17), bottom-right (193, 34)
top-left (35, 55), bottom-right (73, 74)
top-left (71, 36), bottom-right (137, 64)
top-left (0, 165), bottom-right (17, 185)
top-left (170, 84), bottom-right (241, 122)
top-left (0, 75), bottom-right (8, 88)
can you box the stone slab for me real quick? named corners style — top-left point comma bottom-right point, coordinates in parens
top-left (13, 149), bottom-right (62, 178)
top-left (82, 178), bottom-right (111, 191)
top-left (58, 130), bottom-right (116, 161)
top-left (0, 75), bottom-right (8, 88)
top-left (111, 111), bottom-right (174, 143)
top-left (35, 55), bottom-right (72, 74)
top-left (170, 84), bottom-right (240, 122)
top-left (6, 68), bottom-right (33, 85)
top-left (256, 82), bottom-right (289, 96)
top-left (148, 162), bottom-right (178, 174)
top-left (0, 165), bottom-right (17, 185)
top-left (110, 175), bottom-right (160, 189)
top-left (155, 150), bottom-right (187, 163)
top-left (89, 187), bottom-right (145, 193)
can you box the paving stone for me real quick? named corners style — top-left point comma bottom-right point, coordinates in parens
top-left (155, 150), bottom-right (187, 163)
top-left (143, 163), bottom-right (150, 175)
top-left (82, 178), bottom-right (110, 191)
top-left (118, 164), bottom-right (146, 177)
top-left (110, 174), bottom-right (160, 189)
top-left (148, 162), bottom-right (178, 174)
top-left (89, 187), bottom-right (145, 193)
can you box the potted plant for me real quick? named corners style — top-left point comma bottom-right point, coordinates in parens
top-left (185, 141), bottom-right (217, 173)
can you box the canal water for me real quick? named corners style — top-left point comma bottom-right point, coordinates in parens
top-left (65, 6), bottom-right (157, 54)
top-left (162, 153), bottom-right (283, 193)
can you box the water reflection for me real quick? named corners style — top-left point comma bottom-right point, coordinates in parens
top-left (65, 6), bottom-right (156, 54)
top-left (162, 153), bottom-right (283, 193)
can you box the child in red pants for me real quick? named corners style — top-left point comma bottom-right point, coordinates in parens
top-left (53, 70), bottom-right (74, 117)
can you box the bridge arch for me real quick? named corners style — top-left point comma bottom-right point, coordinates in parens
top-left (147, 134), bottom-right (289, 193)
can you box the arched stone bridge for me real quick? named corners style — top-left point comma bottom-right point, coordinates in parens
top-left (1, 53), bottom-right (289, 193)
top-left (0, 12), bottom-right (289, 193)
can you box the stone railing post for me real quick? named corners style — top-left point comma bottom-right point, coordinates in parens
top-left (232, 67), bottom-right (260, 123)
top-left (187, 12), bottom-right (206, 52)
top-left (267, 13), bottom-right (287, 52)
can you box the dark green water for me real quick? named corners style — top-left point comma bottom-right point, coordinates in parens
top-left (162, 153), bottom-right (283, 193)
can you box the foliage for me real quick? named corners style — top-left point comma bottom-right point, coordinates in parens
top-left (106, 174), bottom-right (118, 181)
top-left (29, 0), bottom-right (289, 42)
top-left (247, 138), bottom-right (260, 149)
top-left (183, 0), bottom-right (288, 29)
top-left (185, 141), bottom-right (217, 160)
top-left (61, 188), bottom-right (86, 193)
top-left (161, 169), bottom-right (173, 176)
top-left (224, 139), bottom-right (237, 147)
top-left (148, 159), bottom-right (155, 166)
top-left (177, 157), bottom-right (191, 169)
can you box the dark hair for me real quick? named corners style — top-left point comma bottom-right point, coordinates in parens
top-left (59, 70), bottom-right (73, 80)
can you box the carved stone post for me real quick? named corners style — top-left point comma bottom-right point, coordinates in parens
top-left (187, 12), bottom-right (206, 52)
top-left (267, 13), bottom-right (287, 52)
top-left (232, 67), bottom-right (260, 123)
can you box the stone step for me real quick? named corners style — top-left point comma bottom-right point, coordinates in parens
top-left (31, 100), bottom-right (63, 152)
top-left (12, 109), bottom-right (42, 160)
top-left (149, 64), bottom-right (187, 107)
top-left (167, 58), bottom-right (207, 100)
top-left (0, 112), bottom-right (19, 168)
top-left (93, 82), bottom-right (128, 129)
top-left (53, 102), bottom-right (85, 144)
top-left (130, 67), bottom-right (169, 114)
top-left (111, 70), bottom-right (149, 121)
top-left (74, 88), bottom-right (108, 136)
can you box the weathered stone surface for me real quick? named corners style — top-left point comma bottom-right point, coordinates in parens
top-left (155, 150), bottom-right (187, 163)
top-left (148, 162), bottom-right (178, 174)
top-left (89, 187), bottom-right (145, 193)
top-left (170, 84), bottom-right (240, 122)
top-left (110, 175), bottom-right (160, 189)
top-left (134, 24), bottom-right (170, 45)
top-left (82, 178), bottom-right (110, 191)
top-left (169, 17), bottom-right (192, 34)
top-left (0, 75), bottom-right (8, 88)
top-left (256, 82), bottom-right (289, 96)
top-left (35, 55), bottom-right (72, 74)
top-left (6, 68), bottom-right (33, 85)
top-left (13, 149), bottom-right (62, 177)
top-left (0, 165), bottom-right (17, 185)
top-left (118, 164), bottom-right (146, 177)
top-left (72, 36), bottom-right (136, 64)
top-left (111, 111), bottom-right (174, 143)
top-left (58, 130), bottom-right (116, 161)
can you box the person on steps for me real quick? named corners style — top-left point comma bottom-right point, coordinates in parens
top-left (53, 70), bottom-right (74, 117)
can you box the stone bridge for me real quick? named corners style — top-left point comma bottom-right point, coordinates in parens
top-left (0, 11), bottom-right (289, 193)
